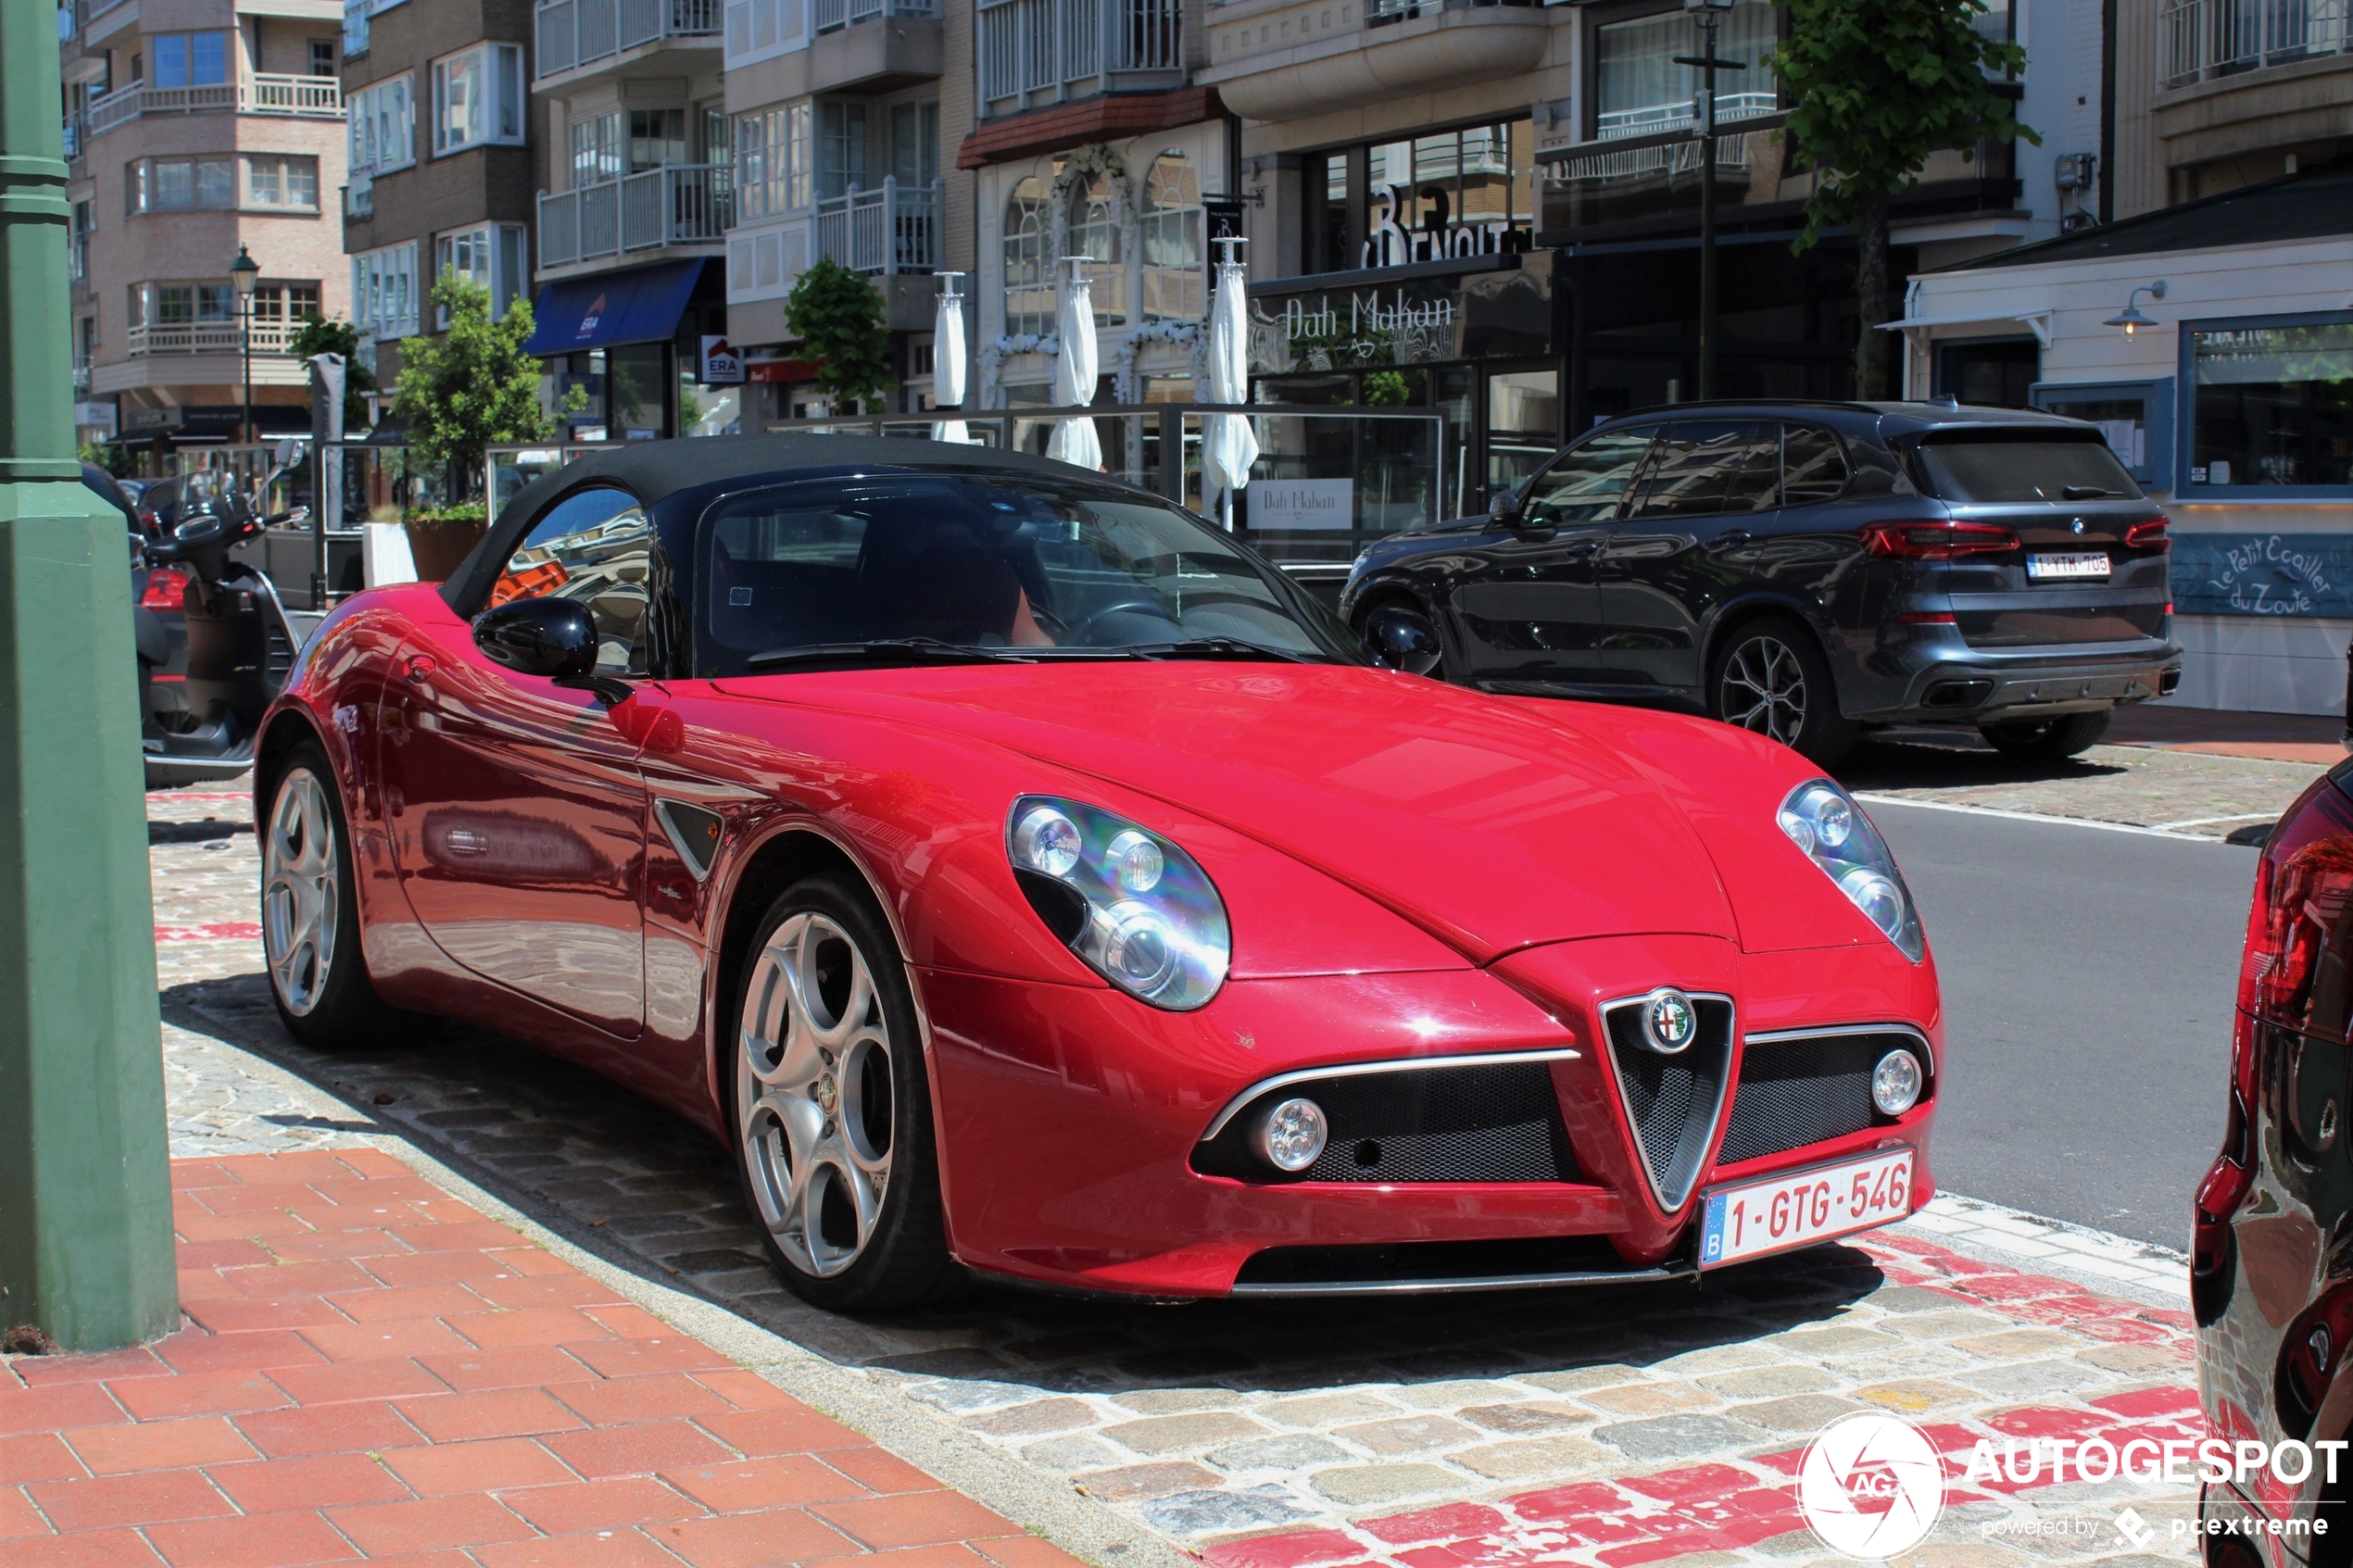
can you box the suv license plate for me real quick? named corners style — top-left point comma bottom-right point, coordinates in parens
top-left (2028, 551), bottom-right (2110, 581)
top-left (1698, 1148), bottom-right (1915, 1268)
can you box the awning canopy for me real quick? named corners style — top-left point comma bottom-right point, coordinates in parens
top-left (523, 259), bottom-right (705, 358)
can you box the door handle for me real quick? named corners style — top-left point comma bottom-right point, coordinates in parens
top-left (403, 654), bottom-right (437, 684)
top-left (1716, 530), bottom-right (1755, 546)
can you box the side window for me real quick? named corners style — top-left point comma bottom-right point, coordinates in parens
top-left (1781, 424), bottom-right (1850, 505)
top-left (488, 486), bottom-right (653, 675)
top-left (1522, 427), bottom-right (1658, 526)
top-left (1629, 421), bottom-right (1780, 519)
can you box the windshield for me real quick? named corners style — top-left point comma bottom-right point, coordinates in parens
top-left (698, 472), bottom-right (1349, 675)
top-left (1914, 436), bottom-right (2144, 504)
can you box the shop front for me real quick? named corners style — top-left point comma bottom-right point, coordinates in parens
top-left (522, 258), bottom-right (736, 441)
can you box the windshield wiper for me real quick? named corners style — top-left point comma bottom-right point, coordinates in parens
top-left (1122, 637), bottom-right (1320, 664)
top-left (745, 638), bottom-right (1017, 672)
top-left (2061, 484), bottom-right (2124, 500)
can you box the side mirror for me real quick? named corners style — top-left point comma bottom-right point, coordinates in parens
top-left (1363, 604), bottom-right (1443, 674)
top-left (474, 596), bottom-right (598, 679)
top-left (1488, 488), bottom-right (1523, 525)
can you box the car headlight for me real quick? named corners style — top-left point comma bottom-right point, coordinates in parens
top-left (1006, 796), bottom-right (1231, 1010)
top-left (1777, 779), bottom-right (1926, 962)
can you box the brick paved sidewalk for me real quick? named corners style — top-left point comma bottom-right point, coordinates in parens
top-left (0, 1148), bottom-right (1079, 1568)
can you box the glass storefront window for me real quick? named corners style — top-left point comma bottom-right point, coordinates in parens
top-left (1592, 0), bottom-right (1779, 141)
top-left (1361, 121), bottom-right (1533, 270)
top-left (610, 344), bottom-right (668, 441)
top-left (1002, 176), bottom-right (1052, 338)
top-left (2190, 317), bottom-right (2353, 490)
top-left (1487, 367), bottom-right (1559, 494)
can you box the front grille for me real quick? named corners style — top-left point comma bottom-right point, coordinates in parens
top-left (1603, 995), bottom-right (1735, 1212)
top-left (1192, 1060), bottom-right (1578, 1184)
top-left (1718, 1030), bottom-right (1930, 1166)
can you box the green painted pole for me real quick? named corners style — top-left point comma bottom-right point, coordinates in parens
top-left (0, 0), bottom-right (179, 1349)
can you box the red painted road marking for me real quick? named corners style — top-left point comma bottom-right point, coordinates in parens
top-left (157, 922), bottom-right (263, 944)
top-left (1206, 1234), bottom-right (2196, 1568)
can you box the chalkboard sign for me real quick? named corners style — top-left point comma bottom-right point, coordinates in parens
top-left (2173, 533), bottom-right (2353, 618)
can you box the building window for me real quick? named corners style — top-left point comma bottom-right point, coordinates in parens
top-left (431, 43), bottom-right (525, 156)
top-left (629, 107), bottom-right (687, 171)
top-left (1141, 152), bottom-right (1202, 323)
top-left (2186, 315), bottom-right (2353, 491)
top-left (308, 38), bottom-right (337, 76)
top-left (249, 282), bottom-right (323, 324)
top-left (127, 156), bottom-right (235, 213)
top-left (888, 99), bottom-right (937, 187)
top-left (1002, 175), bottom-right (1051, 338)
top-left (244, 155), bottom-right (321, 209)
top-left (352, 242), bottom-right (421, 340)
top-left (1306, 121), bottom-right (1534, 272)
top-left (736, 102), bottom-right (812, 218)
top-left (1066, 166), bottom-right (1124, 329)
top-left (134, 282), bottom-right (237, 326)
top-left (1592, 0), bottom-right (1779, 140)
top-left (150, 32), bottom-right (232, 87)
top-left (434, 224), bottom-right (527, 322)
top-left (818, 100), bottom-right (868, 197)
top-left (572, 112), bottom-right (622, 186)
top-left (349, 76), bottom-right (416, 176)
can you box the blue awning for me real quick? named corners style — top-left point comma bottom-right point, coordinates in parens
top-left (523, 258), bottom-right (706, 357)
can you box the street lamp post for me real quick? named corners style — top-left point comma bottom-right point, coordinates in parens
top-left (1676, 0), bottom-right (1744, 399)
top-left (0, 0), bottom-right (180, 1350)
top-left (232, 245), bottom-right (260, 445)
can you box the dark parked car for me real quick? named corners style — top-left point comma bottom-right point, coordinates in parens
top-left (1340, 401), bottom-right (2183, 764)
top-left (2196, 766), bottom-right (2353, 1559)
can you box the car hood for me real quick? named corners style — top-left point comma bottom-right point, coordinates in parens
top-left (718, 662), bottom-right (1739, 961)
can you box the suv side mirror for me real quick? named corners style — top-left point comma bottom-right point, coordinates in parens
top-left (1363, 605), bottom-right (1443, 674)
top-left (474, 596), bottom-right (598, 679)
top-left (1488, 488), bottom-right (1523, 525)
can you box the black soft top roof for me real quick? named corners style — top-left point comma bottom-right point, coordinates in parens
top-left (446, 434), bottom-right (1134, 613)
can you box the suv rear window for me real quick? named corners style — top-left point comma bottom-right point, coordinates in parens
top-left (1914, 436), bottom-right (2144, 504)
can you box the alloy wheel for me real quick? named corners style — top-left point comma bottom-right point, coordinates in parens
top-left (737, 912), bottom-right (897, 1278)
top-left (1719, 633), bottom-right (1809, 746)
top-left (261, 768), bottom-right (339, 1017)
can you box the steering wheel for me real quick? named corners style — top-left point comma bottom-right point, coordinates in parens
top-left (1067, 599), bottom-right (1172, 646)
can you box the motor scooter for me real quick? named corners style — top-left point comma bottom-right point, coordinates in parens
top-left (136, 463), bottom-right (309, 788)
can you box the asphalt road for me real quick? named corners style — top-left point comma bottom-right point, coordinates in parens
top-left (1866, 798), bottom-right (2260, 1251)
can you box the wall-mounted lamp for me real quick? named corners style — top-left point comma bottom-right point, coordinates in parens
top-left (2103, 279), bottom-right (2168, 337)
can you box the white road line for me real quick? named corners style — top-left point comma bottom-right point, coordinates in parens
top-left (1853, 792), bottom-right (2237, 841)
top-left (2145, 811), bottom-right (2275, 829)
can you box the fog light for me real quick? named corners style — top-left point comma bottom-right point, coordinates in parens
top-left (1253, 1098), bottom-right (1327, 1173)
top-left (1872, 1049), bottom-right (1924, 1116)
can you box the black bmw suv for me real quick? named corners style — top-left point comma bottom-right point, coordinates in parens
top-left (1338, 401), bottom-right (2183, 765)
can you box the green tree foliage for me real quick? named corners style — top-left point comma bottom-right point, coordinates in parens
top-left (79, 440), bottom-right (132, 479)
top-left (1775, 0), bottom-right (2032, 396)
top-left (784, 259), bottom-right (893, 412)
top-left (390, 270), bottom-right (579, 497)
top-left (288, 313), bottom-right (377, 431)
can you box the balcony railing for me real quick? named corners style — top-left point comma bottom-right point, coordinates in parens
top-left (2159, 0), bottom-right (2348, 85)
top-left (812, 0), bottom-right (935, 29)
top-left (126, 320), bottom-right (302, 358)
top-left (814, 177), bottom-right (938, 275)
top-left (538, 163), bottom-right (734, 268)
top-left (977, 0), bottom-right (1182, 114)
top-left (86, 74), bottom-right (345, 135)
top-left (536, 0), bottom-right (722, 78)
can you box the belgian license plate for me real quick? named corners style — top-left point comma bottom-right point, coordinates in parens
top-left (1698, 1148), bottom-right (1916, 1267)
top-left (2027, 551), bottom-right (2110, 581)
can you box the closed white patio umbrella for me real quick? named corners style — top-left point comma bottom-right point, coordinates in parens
top-left (1048, 257), bottom-right (1101, 471)
top-left (931, 272), bottom-right (970, 444)
top-left (1202, 236), bottom-right (1258, 530)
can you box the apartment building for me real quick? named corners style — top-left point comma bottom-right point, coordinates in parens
top-left (341, 0), bottom-right (538, 393)
top-left (1899, 0), bottom-right (2351, 715)
top-left (519, 0), bottom-right (735, 438)
top-left (718, 0), bottom-right (961, 419)
top-left (63, 0), bottom-right (351, 455)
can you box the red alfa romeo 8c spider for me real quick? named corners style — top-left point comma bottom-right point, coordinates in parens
top-left (256, 437), bottom-right (1942, 1311)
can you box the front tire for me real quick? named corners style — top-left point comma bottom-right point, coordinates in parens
top-left (1708, 616), bottom-right (1856, 766)
top-left (259, 743), bottom-right (396, 1047)
top-left (730, 873), bottom-right (962, 1312)
top-left (1980, 709), bottom-right (2110, 759)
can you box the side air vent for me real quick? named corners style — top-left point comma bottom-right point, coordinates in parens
top-left (654, 798), bottom-right (724, 881)
top-left (1601, 992), bottom-right (1735, 1213)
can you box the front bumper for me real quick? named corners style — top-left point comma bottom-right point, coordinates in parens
top-left (919, 933), bottom-right (1941, 1298)
top-left (1856, 634), bottom-right (2183, 724)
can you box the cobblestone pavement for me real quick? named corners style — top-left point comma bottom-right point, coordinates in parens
top-left (148, 784), bottom-right (2209, 1568)
top-left (1838, 735), bottom-right (2319, 841)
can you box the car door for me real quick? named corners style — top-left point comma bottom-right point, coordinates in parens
top-left (1594, 420), bottom-right (1781, 694)
top-left (381, 485), bottom-right (655, 1036)
top-left (1452, 424), bottom-right (1659, 686)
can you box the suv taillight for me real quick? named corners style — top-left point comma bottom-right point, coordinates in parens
top-left (1860, 521), bottom-right (2020, 559)
top-left (2125, 518), bottom-right (2171, 553)
top-left (140, 567), bottom-right (190, 610)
